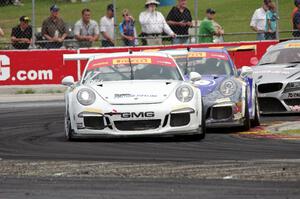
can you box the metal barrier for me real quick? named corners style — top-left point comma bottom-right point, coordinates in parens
top-left (0, 0), bottom-right (299, 50)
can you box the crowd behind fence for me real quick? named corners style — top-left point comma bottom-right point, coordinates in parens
top-left (0, 0), bottom-right (299, 50)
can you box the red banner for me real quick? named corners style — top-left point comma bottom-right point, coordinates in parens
top-left (0, 41), bottom-right (278, 85)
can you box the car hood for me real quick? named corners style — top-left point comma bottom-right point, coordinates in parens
top-left (195, 75), bottom-right (228, 96)
top-left (88, 80), bottom-right (181, 105)
top-left (253, 64), bottom-right (300, 83)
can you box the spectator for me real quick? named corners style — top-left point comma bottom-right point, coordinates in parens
top-left (265, 2), bottom-right (278, 40)
top-left (293, 0), bottom-right (300, 37)
top-left (198, 8), bottom-right (223, 43)
top-left (11, 16), bottom-right (32, 49)
top-left (100, 4), bottom-right (115, 47)
top-left (119, 9), bottom-right (137, 46)
top-left (250, 0), bottom-right (272, 41)
top-left (212, 20), bottom-right (224, 43)
top-left (166, 0), bottom-right (192, 44)
top-left (139, 0), bottom-right (175, 46)
top-left (291, 1), bottom-right (298, 27)
top-left (13, 0), bottom-right (23, 6)
top-left (42, 5), bottom-right (67, 49)
top-left (0, 27), bottom-right (4, 37)
top-left (74, 8), bottom-right (99, 48)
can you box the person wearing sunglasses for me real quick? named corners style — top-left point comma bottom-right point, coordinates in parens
top-left (119, 9), bottom-right (137, 46)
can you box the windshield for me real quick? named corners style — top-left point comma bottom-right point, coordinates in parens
top-left (83, 56), bottom-right (182, 84)
top-left (259, 48), bottom-right (300, 65)
top-left (173, 52), bottom-right (234, 76)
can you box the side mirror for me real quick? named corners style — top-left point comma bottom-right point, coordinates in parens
top-left (190, 72), bottom-right (202, 82)
top-left (240, 66), bottom-right (253, 78)
top-left (62, 76), bottom-right (75, 87)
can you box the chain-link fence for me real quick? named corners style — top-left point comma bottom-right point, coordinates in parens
top-left (0, 0), bottom-right (299, 50)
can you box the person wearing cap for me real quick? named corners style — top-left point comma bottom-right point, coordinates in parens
top-left (11, 16), bottom-right (32, 49)
top-left (139, 0), bottom-right (175, 46)
top-left (250, 0), bottom-right (272, 40)
top-left (166, 0), bottom-right (192, 44)
top-left (74, 8), bottom-right (99, 48)
top-left (119, 9), bottom-right (138, 46)
top-left (293, 0), bottom-right (300, 37)
top-left (198, 8), bottom-right (223, 43)
top-left (42, 5), bottom-right (67, 49)
top-left (99, 4), bottom-right (115, 47)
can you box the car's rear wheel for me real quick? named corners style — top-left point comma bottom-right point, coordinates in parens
top-left (242, 93), bottom-right (251, 131)
top-left (251, 95), bottom-right (261, 127)
top-left (65, 111), bottom-right (75, 141)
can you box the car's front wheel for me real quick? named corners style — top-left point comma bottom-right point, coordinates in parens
top-left (251, 95), bottom-right (261, 127)
top-left (65, 111), bottom-right (75, 141)
top-left (242, 93), bottom-right (251, 131)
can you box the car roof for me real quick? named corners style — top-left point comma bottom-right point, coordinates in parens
top-left (267, 40), bottom-right (300, 52)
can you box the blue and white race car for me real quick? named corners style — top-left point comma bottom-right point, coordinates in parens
top-left (164, 48), bottom-right (260, 130)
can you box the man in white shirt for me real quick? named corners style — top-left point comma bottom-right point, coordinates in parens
top-left (74, 8), bottom-right (99, 48)
top-left (250, 0), bottom-right (272, 40)
top-left (100, 4), bottom-right (115, 47)
top-left (139, 0), bottom-right (175, 45)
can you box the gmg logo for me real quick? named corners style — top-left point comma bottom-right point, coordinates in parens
top-left (0, 55), bottom-right (10, 81)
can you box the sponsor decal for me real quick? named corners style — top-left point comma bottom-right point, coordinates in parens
top-left (188, 52), bottom-right (207, 58)
top-left (215, 97), bottom-right (231, 103)
top-left (187, 52), bottom-right (228, 60)
top-left (0, 55), bottom-right (53, 82)
top-left (112, 58), bottom-right (151, 65)
top-left (114, 94), bottom-right (158, 99)
top-left (114, 94), bottom-right (135, 99)
top-left (285, 43), bottom-right (300, 48)
top-left (288, 93), bottom-right (300, 98)
top-left (0, 55), bottom-right (10, 81)
top-left (254, 70), bottom-right (290, 75)
top-left (121, 111), bottom-right (155, 118)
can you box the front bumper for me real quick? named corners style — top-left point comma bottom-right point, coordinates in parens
top-left (204, 102), bottom-right (245, 128)
top-left (70, 103), bottom-right (203, 137)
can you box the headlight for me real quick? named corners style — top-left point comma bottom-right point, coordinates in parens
top-left (176, 86), bottom-right (194, 102)
top-left (220, 80), bottom-right (237, 96)
top-left (286, 82), bottom-right (300, 89)
top-left (77, 88), bottom-right (96, 106)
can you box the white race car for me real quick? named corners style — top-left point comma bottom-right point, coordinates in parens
top-left (62, 52), bottom-right (205, 140)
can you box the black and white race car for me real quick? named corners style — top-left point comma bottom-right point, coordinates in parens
top-left (253, 40), bottom-right (300, 113)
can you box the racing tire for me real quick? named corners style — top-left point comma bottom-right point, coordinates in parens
top-left (251, 95), bottom-right (261, 127)
top-left (242, 93), bottom-right (251, 131)
top-left (65, 111), bottom-right (75, 141)
top-left (193, 104), bottom-right (206, 140)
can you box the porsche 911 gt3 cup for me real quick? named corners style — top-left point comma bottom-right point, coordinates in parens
top-left (253, 40), bottom-right (300, 114)
top-left (163, 48), bottom-right (260, 130)
top-left (62, 52), bottom-right (205, 140)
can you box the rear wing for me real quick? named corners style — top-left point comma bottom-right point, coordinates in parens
top-left (63, 53), bottom-right (106, 80)
top-left (63, 53), bottom-right (106, 61)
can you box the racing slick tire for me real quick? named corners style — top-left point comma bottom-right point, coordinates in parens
top-left (242, 93), bottom-right (251, 131)
top-left (65, 111), bottom-right (75, 141)
top-left (251, 95), bottom-right (261, 127)
top-left (192, 103), bottom-right (206, 140)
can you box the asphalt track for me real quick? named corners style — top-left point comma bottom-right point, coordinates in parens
top-left (0, 101), bottom-right (299, 198)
